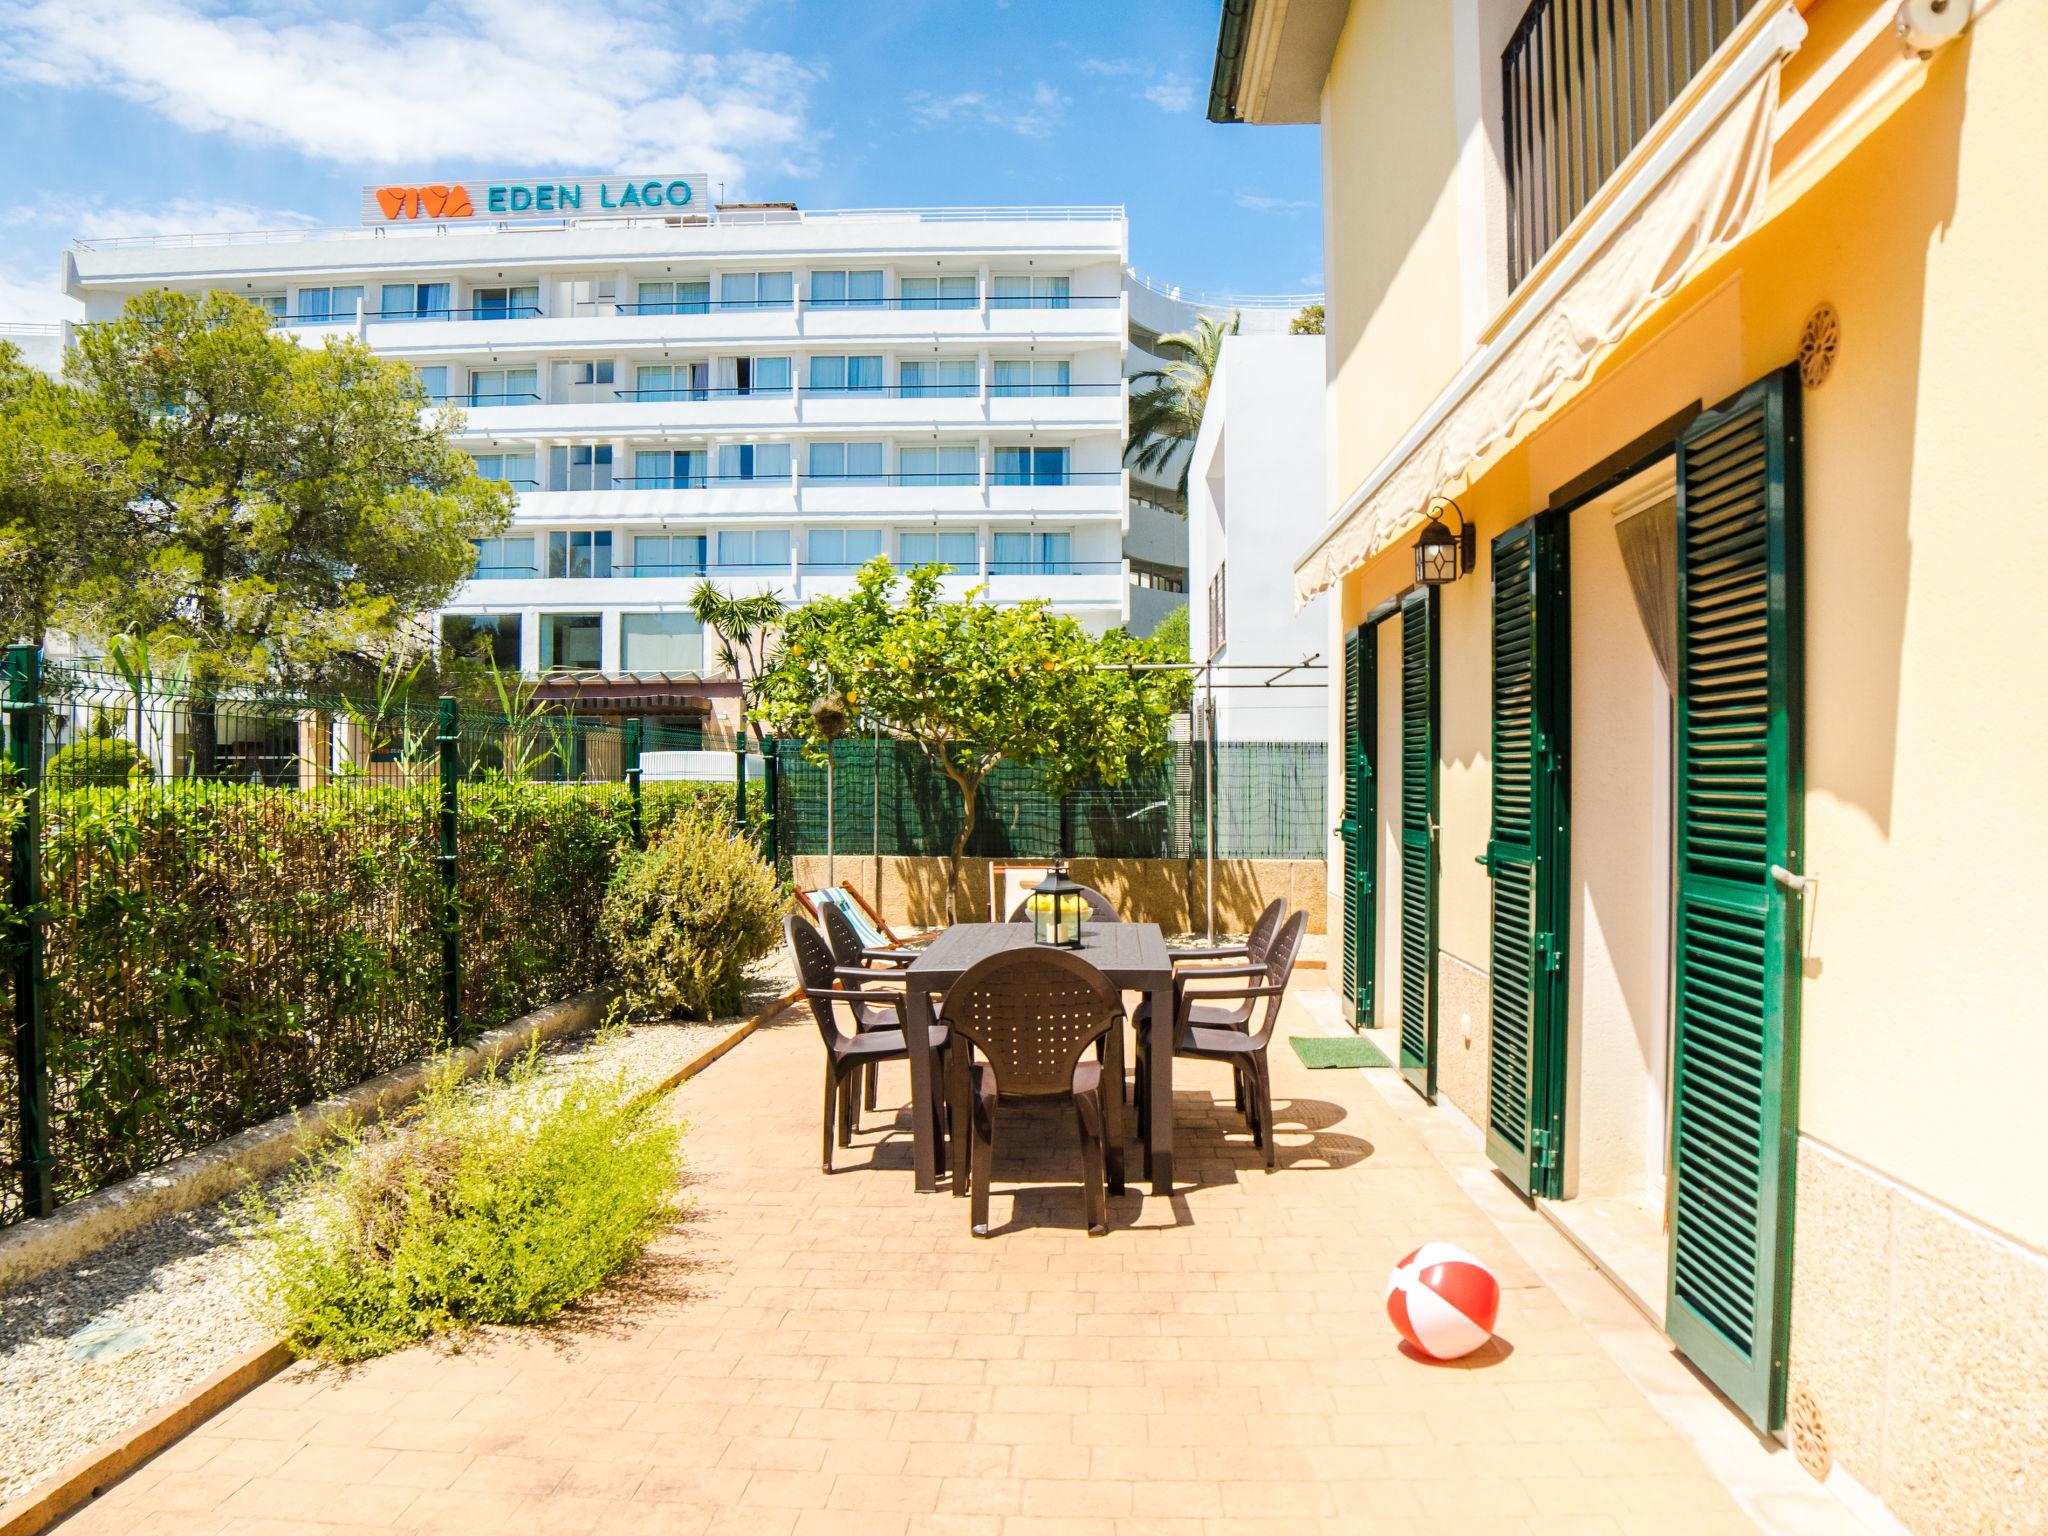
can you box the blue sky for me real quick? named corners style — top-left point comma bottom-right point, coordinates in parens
top-left (0, 0), bottom-right (1324, 321)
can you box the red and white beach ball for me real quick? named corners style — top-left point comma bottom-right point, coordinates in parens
top-left (1385, 1242), bottom-right (1501, 1360)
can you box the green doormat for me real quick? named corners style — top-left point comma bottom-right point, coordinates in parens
top-left (1289, 1034), bottom-right (1393, 1069)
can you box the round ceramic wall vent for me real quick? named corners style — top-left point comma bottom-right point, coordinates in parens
top-left (1798, 304), bottom-right (1840, 389)
top-left (1788, 1384), bottom-right (1832, 1481)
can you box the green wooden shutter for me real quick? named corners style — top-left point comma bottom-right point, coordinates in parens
top-left (1340, 625), bottom-right (1376, 1027)
top-left (1398, 588), bottom-right (1439, 1101)
top-left (1667, 367), bottom-right (1804, 1433)
top-left (1484, 515), bottom-right (1569, 1197)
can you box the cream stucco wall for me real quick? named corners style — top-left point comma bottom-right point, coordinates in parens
top-left (1331, 0), bottom-right (2048, 1251)
top-left (1309, 0), bottom-right (2047, 1524)
top-left (1320, 0), bottom-right (1466, 503)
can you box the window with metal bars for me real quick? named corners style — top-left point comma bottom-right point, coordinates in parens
top-left (1501, 0), bottom-right (1761, 288)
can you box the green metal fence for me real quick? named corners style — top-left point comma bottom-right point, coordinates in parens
top-left (0, 645), bottom-right (731, 1228)
top-left (772, 738), bottom-right (1327, 862)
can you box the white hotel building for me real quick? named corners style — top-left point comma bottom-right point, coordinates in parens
top-left (64, 187), bottom-right (1209, 738)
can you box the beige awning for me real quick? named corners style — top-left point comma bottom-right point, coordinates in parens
top-left (1295, 4), bottom-right (1808, 605)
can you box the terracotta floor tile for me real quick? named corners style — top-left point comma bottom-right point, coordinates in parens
top-left (69, 993), bottom-right (1783, 1536)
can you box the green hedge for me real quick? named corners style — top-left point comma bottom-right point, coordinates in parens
top-left (3, 776), bottom-right (757, 1220)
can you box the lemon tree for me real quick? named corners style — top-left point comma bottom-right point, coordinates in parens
top-left (756, 559), bottom-right (1189, 918)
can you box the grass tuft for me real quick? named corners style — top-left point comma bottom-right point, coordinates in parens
top-left (240, 1037), bottom-right (684, 1363)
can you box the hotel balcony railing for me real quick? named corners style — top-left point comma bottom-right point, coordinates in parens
top-left (990, 470), bottom-right (1123, 486)
top-left (801, 471), bottom-right (975, 487)
top-left (1503, 0), bottom-right (1761, 286)
top-left (558, 294), bottom-right (1120, 316)
top-left (475, 478), bottom-right (541, 491)
top-left (436, 391), bottom-right (543, 405)
top-left (608, 473), bottom-right (784, 489)
top-left (611, 385), bottom-right (793, 401)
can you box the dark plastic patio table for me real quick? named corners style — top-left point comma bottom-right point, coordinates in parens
top-left (902, 922), bottom-right (1175, 1196)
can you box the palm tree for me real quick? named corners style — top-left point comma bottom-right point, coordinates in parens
top-left (1125, 312), bottom-right (1239, 502)
top-left (689, 581), bottom-right (784, 748)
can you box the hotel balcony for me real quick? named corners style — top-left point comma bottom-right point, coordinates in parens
top-left (448, 381), bottom-right (1124, 440)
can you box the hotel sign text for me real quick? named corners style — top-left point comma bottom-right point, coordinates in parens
top-left (361, 175), bottom-right (709, 225)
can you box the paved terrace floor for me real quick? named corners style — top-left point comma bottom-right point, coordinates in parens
top-left (70, 990), bottom-right (1770, 1536)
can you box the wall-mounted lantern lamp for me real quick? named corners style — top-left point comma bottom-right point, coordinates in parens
top-left (1414, 497), bottom-right (1476, 586)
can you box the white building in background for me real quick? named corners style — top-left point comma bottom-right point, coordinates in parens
top-left (1122, 278), bottom-right (1307, 638)
top-left (1186, 333), bottom-right (1328, 741)
top-left (60, 179), bottom-right (1322, 736)
top-left (0, 323), bottom-right (63, 375)
top-left (64, 183), bottom-right (1142, 739)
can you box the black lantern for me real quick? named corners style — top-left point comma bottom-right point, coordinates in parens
top-left (1414, 497), bottom-right (1475, 586)
top-left (1028, 860), bottom-right (1087, 948)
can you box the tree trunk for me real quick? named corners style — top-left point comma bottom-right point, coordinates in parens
top-left (940, 754), bottom-right (981, 925)
top-left (188, 686), bottom-right (219, 779)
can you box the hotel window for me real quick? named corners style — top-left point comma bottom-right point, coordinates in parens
top-left (380, 282), bottom-right (451, 318)
top-left (898, 446), bottom-right (978, 485)
top-left (549, 444), bottom-right (614, 492)
top-left (631, 533), bottom-right (707, 576)
top-left (469, 367), bottom-right (537, 405)
top-left (716, 528), bottom-right (791, 570)
top-left (414, 365), bottom-right (450, 400)
top-left (470, 452), bottom-right (537, 488)
top-left (899, 274), bottom-right (977, 310)
top-left (991, 360), bottom-right (1070, 397)
top-left (899, 358), bottom-right (977, 397)
top-left (566, 276), bottom-right (617, 316)
top-left (294, 285), bottom-right (363, 321)
top-left (898, 531), bottom-right (977, 571)
top-left (992, 531), bottom-right (1073, 575)
top-left (807, 355), bottom-right (883, 393)
top-left (547, 529), bottom-right (613, 579)
top-left (713, 355), bottom-right (791, 395)
top-left (808, 270), bottom-right (884, 308)
top-left (991, 274), bottom-right (1070, 310)
top-left (551, 359), bottom-right (616, 403)
top-left (807, 441), bottom-right (884, 483)
top-left (620, 613), bottom-right (704, 673)
top-left (716, 442), bottom-right (792, 481)
top-left (442, 613), bottom-right (522, 668)
top-left (470, 536), bottom-right (536, 578)
top-left (806, 529), bottom-right (884, 569)
top-left (471, 284), bottom-right (540, 319)
top-left (992, 446), bottom-right (1069, 485)
top-left (633, 450), bottom-right (707, 490)
top-left (1131, 565), bottom-right (1186, 593)
top-left (540, 614), bottom-right (602, 671)
top-left (252, 294), bottom-right (287, 321)
top-left (633, 362), bottom-right (707, 402)
top-left (634, 279), bottom-right (709, 315)
top-left (718, 271), bottom-right (794, 308)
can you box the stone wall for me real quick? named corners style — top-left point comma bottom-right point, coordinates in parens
top-left (790, 855), bottom-right (1328, 936)
top-left (1785, 1140), bottom-right (2048, 1536)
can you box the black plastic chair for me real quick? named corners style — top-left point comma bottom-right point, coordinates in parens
top-left (939, 946), bottom-right (1125, 1237)
top-left (1135, 911), bottom-right (1308, 1170)
top-left (785, 914), bottom-right (946, 1174)
top-left (818, 900), bottom-right (909, 1111)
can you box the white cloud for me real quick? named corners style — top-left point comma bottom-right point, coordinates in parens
top-left (1142, 76), bottom-right (1196, 113)
top-left (0, 266), bottom-right (77, 324)
top-left (1234, 191), bottom-right (1313, 213)
top-left (0, 0), bottom-right (815, 181)
top-left (908, 81), bottom-right (1067, 140)
top-left (1078, 57), bottom-right (1140, 77)
top-left (4, 196), bottom-right (324, 240)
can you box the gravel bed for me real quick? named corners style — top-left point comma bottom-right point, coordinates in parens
top-left (0, 956), bottom-right (796, 1506)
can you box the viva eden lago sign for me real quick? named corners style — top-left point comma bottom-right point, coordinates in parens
top-left (361, 175), bottom-right (709, 225)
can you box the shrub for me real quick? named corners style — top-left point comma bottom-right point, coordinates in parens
top-left (601, 815), bottom-right (780, 1019)
top-left (45, 737), bottom-right (152, 787)
top-left (30, 779), bottom-right (636, 1211)
top-left (242, 1042), bottom-right (684, 1363)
